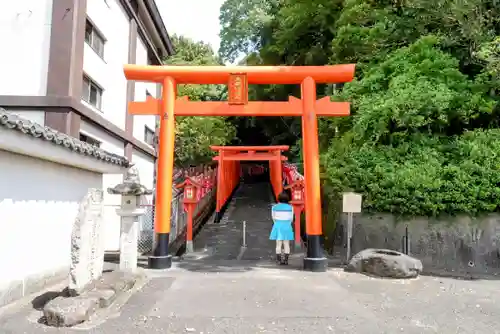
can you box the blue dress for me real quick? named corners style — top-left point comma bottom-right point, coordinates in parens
top-left (269, 203), bottom-right (294, 241)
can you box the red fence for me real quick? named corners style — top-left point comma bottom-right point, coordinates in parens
top-left (171, 162), bottom-right (303, 211)
top-left (165, 161), bottom-right (304, 252)
top-left (282, 162), bottom-right (304, 185)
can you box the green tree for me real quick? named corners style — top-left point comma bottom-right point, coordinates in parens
top-left (341, 36), bottom-right (495, 144)
top-left (163, 35), bottom-right (236, 167)
top-left (218, 0), bottom-right (281, 63)
top-left (218, 0), bottom-right (500, 218)
top-left (323, 37), bottom-right (497, 216)
top-left (477, 36), bottom-right (500, 87)
top-left (166, 35), bottom-right (225, 101)
top-left (330, 0), bottom-right (499, 76)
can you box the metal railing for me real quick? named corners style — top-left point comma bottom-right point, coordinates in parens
top-left (103, 188), bottom-right (214, 255)
top-left (138, 203), bottom-right (155, 254)
top-left (170, 189), bottom-right (215, 243)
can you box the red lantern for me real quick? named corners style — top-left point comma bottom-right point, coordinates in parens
top-left (185, 185), bottom-right (194, 200)
top-left (284, 179), bottom-right (305, 248)
top-left (176, 177), bottom-right (202, 205)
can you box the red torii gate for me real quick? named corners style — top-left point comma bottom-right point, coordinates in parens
top-left (124, 64), bottom-right (355, 272)
top-left (210, 145), bottom-right (289, 222)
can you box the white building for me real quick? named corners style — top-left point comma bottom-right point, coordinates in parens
top-left (0, 0), bottom-right (174, 251)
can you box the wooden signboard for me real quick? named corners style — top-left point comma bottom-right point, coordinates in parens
top-left (228, 73), bottom-right (248, 105)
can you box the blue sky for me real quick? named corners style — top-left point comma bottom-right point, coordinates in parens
top-left (157, 0), bottom-right (226, 53)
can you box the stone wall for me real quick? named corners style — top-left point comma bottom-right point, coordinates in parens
top-left (335, 213), bottom-right (500, 278)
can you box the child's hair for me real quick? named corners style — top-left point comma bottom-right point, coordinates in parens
top-left (277, 191), bottom-right (290, 204)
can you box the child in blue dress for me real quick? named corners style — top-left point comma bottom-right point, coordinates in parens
top-left (270, 191), bottom-right (294, 265)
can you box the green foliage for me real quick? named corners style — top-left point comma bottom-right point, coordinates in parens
top-left (175, 117), bottom-right (236, 166)
top-left (217, 0), bottom-right (500, 217)
top-left (341, 36), bottom-right (495, 144)
top-left (168, 35), bottom-right (223, 65)
top-left (322, 37), bottom-right (497, 217)
top-left (324, 129), bottom-right (500, 217)
top-left (163, 35), bottom-right (236, 167)
top-left (166, 35), bottom-right (225, 102)
top-left (219, 0), bottom-right (281, 63)
top-left (477, 36), bottom-right (500, 84)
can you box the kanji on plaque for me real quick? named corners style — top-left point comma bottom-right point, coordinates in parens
top-left (228, 73), bottom-right (248, 105)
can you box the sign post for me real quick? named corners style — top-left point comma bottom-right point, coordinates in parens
top-left (175, 177), bottom-right (202, 253)
top-left (342, 192), bottom-right (362, 262)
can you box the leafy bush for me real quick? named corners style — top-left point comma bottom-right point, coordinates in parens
top-left (175, 116), bottom-right (236, 167)
top-left (338, 36), bottom-right (495, 145)
top-left (323, 129), bottom-right (500, 216)
top-left (163, 35), bottom-right (237, 167)
top-left (322, 37), bottom-right (498, 217)
top-left (214, 0), bottom-right (499, 222)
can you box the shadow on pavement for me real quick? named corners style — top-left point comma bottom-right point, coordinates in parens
top-left (174, 253), bottom-right (346, 273)
top-left (176, 259), bottom-right (259, 273)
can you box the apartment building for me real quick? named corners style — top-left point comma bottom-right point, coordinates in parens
top-left (0, 0), bottom-right (174, 251)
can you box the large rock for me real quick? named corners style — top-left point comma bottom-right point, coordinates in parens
top-left (346, 248), bottom-right (423, 278)
top-left (42, 270), bottom-right (142, 327)
top-left (43, 295), bottom-right (99, 327)
top-left (337, 213), bottom-right (500, 277)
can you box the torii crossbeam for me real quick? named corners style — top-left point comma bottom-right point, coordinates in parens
top-left (123, 64), bottom-right (355, 272)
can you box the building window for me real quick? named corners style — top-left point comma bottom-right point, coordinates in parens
top-left (82, 75), bottom-right (103, 109)
top-left (144, 126), bottom-right (155, 146)
top-left (79, 133), bottom-right (101, 148)
top-left (85, 19), bottom-right (105, 58)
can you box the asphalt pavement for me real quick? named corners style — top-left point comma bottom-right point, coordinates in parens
top-left (1, 183), bottom-right (499, 333)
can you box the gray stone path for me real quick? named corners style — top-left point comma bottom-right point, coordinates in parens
top-left (1, 183), bottom-right (500, 333)
top-left (185, 183), bottom-right (278, 263)
top-left (2, 260), bottom-right (500, 333)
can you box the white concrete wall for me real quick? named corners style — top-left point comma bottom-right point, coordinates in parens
top-left (132, 148), bottom-right (155, 234)
top-left (133, 36), bottom-right (157, 147)
top-left (0, 149), bottom-right (101, 302)
top-left (0, 0), bottom-right (52, 95)
top-left (83, 0), bottom-right (129, 130)
top-left (131, 148), bottom-right (155, 203)
top-left (130, 36), bottom-right (157, 237)
top-left (80, 120), bottom-right (124, 251)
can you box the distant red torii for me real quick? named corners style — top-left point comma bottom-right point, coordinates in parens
top-left (210, 145), bottom-right (289, 221)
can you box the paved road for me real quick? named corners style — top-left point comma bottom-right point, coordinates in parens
top-left (1, 183), bottom-right (500, 333)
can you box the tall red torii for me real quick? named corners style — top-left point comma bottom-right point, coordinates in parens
top-left (123, 64), bottom-right (355, 272)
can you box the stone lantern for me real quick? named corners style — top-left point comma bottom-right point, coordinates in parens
top-left (108, 165), bottom-right (153, 272)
